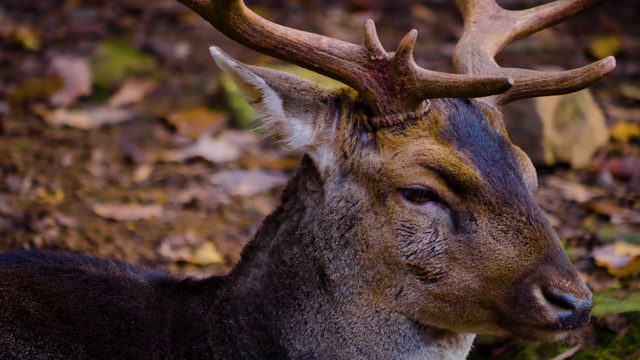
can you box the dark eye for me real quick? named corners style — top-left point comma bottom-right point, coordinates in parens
top-left (399, 187), bottom-right (440, 204)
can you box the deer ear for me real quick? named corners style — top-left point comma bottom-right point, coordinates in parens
top-left (210, 47), bottom-right (339, 168)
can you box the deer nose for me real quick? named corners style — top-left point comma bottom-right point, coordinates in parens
top-left (542, 288), bottom-right (593, 329)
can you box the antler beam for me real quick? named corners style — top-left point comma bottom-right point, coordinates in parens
top-left (453, 0), bottom-right (616, 105)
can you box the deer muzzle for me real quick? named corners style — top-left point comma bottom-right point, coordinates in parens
top-left (497, 249), bottom-right (593, 340)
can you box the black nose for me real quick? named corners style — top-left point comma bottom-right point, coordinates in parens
top-left (543, 288), bottom-right (593, 329)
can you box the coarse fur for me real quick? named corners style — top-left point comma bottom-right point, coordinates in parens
top-left (0, 42), bottom-right (594, 360)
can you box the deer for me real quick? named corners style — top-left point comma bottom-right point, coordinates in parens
top-left (0, 0), bottom-right (615, 359)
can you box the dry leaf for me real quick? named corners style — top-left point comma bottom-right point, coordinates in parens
top-left (537, 89), bottom-right (609, 169)
top-left (14, 24), bottom-right (40, 50)
top-left (8, 76), bottom-right (63, 108)
top-left (190, 242), bottom-right (225, 265)
top-left (91, 203), bottom-right (164, 221)
top-left (166, 107), bottom-right (227, 140)
top-left (210, 169), bottom-right (287, 197)
top-left (34, 105), bottom-right (137, 129)
top-left (107, 78), bottom-right (156, 108)
top-left (589, 34), bottom-right (624, 59)
top-left (545, 176), bottom-right (603, 203)
top-left (593, 242), bottom-right (640, 278)
top-left (619, 84), bottom-right (640, 101)
top-left (48, 56), bottom-right (92, 107)
top-left (157, 232), bottom-right (225, 265)
top-left (610, 121), bottom-right (640, 143)
top-left (162, 130), bottom-right (258, 164)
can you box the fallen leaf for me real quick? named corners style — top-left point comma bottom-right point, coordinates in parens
top-left (210, 169), bottom-right (287, 197)
top-left (584, 200), bottom-right (623, 217)
top-left (593, 242), bottom-right (640, 277)
top-left (166, 106), bottom-right (227, 140)
top-left (48, 56), bottom-right (92, 107)
top-left (190, 242), bottom-right (225, 265)
top-left (619, 84), bottom-right (640, 101)
top-left (14, 24), bottom-right (40, 50)
top-left (536, 89), bottom-right (609, 169)
top-left (107, 78), bottom-right (156, 108)
top-left (8, 76), bottom-right (63, 108)
top-left (157, 232), bottom-right (225, 265)
top-left (545, 176), bottom-right (603, 203)
top-left (91, 203), bottom-right (164, 221)
top-left (610, 121), bottom-right (640, 143)
top-left (34, 105), bottom-right (137, 129)
top-left (588, 34), bottom-right (624, 59)
top-left (36, 189), bottom-right (65, 206)
top-left (162, 130), bottom-right (258, 164)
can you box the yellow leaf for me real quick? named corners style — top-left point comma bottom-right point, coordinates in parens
top-left (37, 189), bottom-right (65, 206)
top-left (190, 242), bottom-right (225, 265)
top-left (593, 242), bottom-right (640, 278)
top-left (588, 34), bottom-right (624, 59)
top-left (14, 25), bottom-right (41, 51)
top-left (610, 121), bottom-right (640, 143)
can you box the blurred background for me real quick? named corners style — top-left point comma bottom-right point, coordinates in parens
top-left (0, 0), bottom-right (639, 358)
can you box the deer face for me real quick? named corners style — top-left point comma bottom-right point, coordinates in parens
top-left (356, 99), bottom-right (592, 340)
top-left (212, 48), bottom-right (593, 341)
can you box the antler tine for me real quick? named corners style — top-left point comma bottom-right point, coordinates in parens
top-left (178, 0), bottom-right (513, 126)
top-left (453, 0), bottom-right (616, 105)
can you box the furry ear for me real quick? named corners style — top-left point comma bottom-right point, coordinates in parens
top-left (210, 47), bottom-right (340, 169)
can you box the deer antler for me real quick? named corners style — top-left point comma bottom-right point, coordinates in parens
top-left (453, 0), bottom-right (616, 105)
top-left (177, 0), bottom-right (513, 126)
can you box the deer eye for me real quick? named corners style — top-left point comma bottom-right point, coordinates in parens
top-left (399, 187), bottom-right (440, 204)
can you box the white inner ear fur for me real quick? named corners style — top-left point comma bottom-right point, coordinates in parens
top-left (209, 46), bottom-right (335, 171)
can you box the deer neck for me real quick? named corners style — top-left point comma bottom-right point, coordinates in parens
top-left (222, 156), bottom-right (475, 359)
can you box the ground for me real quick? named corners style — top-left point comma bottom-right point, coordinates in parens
top-left (1, 0), bottom-right (639, 358)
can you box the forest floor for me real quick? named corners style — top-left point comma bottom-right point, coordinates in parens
top-left (1, 0), bottom-right (639, 358)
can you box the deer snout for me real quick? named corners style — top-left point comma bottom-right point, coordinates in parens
top-left (539, 285), bottom-right (593, 330)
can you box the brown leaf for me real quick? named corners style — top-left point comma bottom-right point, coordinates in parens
top-left (8, 76), bottom-right (63, 108)
top-left (157, 232), bottom-right (225, 265)
top-left (166, 106), bottom-right (228, 140)
top-left (48, 56), bottom-right (92, 107)
top-left (91, 203), bottom-right (164, 221)
top-left (34, 105), bottom-right (137, 129)
top-left (107, 78), bottom-right (157, 108)
top-left (210, 169), bottom-right (287, 197)
top-left (546, 176), bottom-right (603, 203)
top-left (584, 200), bottom-right (623, 217)
top-left (161, 130), bottom-right (258, 164)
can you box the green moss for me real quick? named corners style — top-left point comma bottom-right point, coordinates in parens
top-left (91, 40), bottom-right (156, 91)
top-left (572, 313), bottom-right (640, 360)
top-left (469, 313), bottom-right (640, 359)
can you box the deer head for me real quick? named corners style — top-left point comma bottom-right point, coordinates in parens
top-left (180, 0), bottom-right (614, 351)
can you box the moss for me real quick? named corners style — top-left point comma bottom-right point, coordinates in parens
top-left (469, 313), bottom-right (640, 359)
top-left (572, 313), bottom-right (640, 360)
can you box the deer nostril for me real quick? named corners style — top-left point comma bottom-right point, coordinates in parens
top-left (544, 291), bottom-right (578, 311)
top-left (542, 288), bottom-right (593, 329)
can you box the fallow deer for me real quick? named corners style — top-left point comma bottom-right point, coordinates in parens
top-left (0, 0), bottom-right (615, 359)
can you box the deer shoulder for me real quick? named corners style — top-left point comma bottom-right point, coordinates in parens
top-left (0, 0), bottom-right (615, 359)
